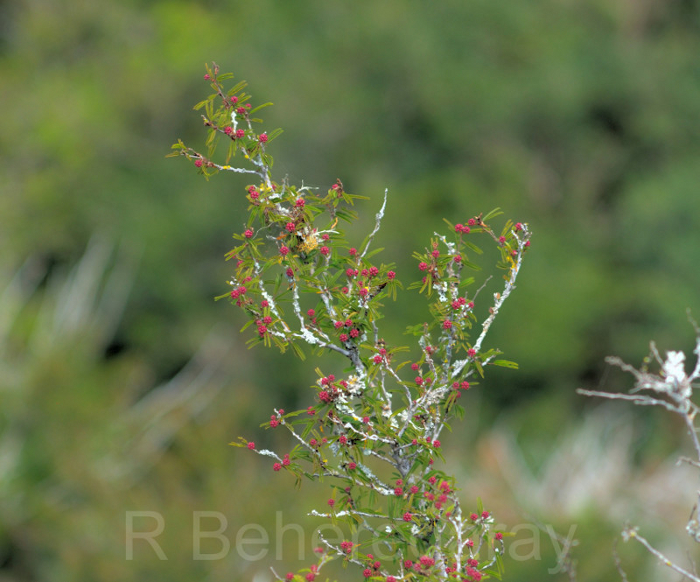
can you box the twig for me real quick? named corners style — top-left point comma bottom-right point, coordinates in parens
top-left (622, 527), bottom-right (700, 582)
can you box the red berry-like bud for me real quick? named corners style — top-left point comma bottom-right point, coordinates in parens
top-left (419, 556), bottom-right (435, 567)
top-left (418, 262), bottom-right (429, 271)
top-left (403, 512), bottom-right (412, 522)
top-left (273, 463), bottom-right (282, 471)
top-left (235, 129), bottom-right (245, 138)
top-left (244, 229), bottom-right (254, 239)
top-left (194, 159), bottom-right (203, 168)
top-left (247, 441), bottom-right (255, 449)
top-left (348, 462), bottom-right (356, 470)
top-left (495, 532), bottom-right (503, 540)
top-left (204, 73), bottom-right (210, 80)
top-left (280, 245), bottom-right (289, 256)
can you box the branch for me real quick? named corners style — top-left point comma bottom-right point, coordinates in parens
top-left (575, 388), bottom-right (685, 414)
top-left (622, 527), bottom-right (700, 582)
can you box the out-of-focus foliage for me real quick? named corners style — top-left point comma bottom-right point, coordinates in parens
top-left (2, 0), bottom-right (700, 580)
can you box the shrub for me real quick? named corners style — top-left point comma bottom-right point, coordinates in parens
top-left (170, 62), bottom-right (531, 582)
top-left (579, 313), bottom-right (700, 581)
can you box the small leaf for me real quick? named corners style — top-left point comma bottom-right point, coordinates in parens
top-left (492, 359), bottom-right (518, 369)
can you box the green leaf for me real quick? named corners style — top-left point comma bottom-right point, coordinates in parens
top-left (228, 436), bottom-right (249, 447)
top-left (249, 101), bottom-right (273, 114)
top-left (482, 207), bottom-right (503, 221)
top-left (492, 359), bottom-right (518, 369)
top-left (462, 239), bottom-right (483, 254)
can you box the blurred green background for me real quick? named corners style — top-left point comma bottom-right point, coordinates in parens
top-left (2, 0), bottom-right (700, 580)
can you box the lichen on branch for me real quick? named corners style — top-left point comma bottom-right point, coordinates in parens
top-left (171, 62), bottom-right (532, 582)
